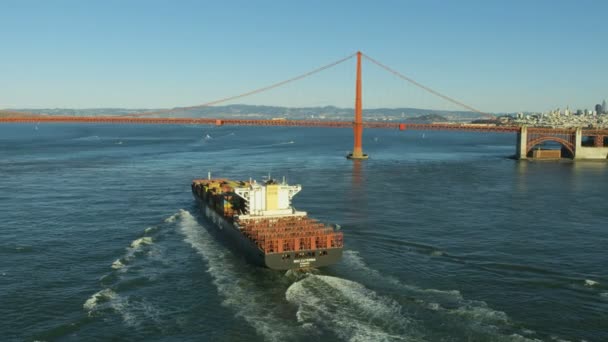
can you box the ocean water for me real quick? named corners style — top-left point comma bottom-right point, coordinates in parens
top-left (1, 123), bottom-right (606, 342)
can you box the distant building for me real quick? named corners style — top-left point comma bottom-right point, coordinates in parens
top-left (602, 100), bottom-right (607, 114)
top-left (595, 104), bottom-right (603, 114)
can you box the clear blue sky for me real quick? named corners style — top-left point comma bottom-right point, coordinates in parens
top-left (1, 0), bottom-right (607, 113)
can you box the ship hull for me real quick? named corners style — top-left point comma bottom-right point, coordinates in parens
top-left (193, 194), bottom-right (342, 270)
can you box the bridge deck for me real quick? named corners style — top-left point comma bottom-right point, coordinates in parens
top-left (2, 115), bottom-right (608, 135)
top-left (0, 115), bottom-right (523, 132)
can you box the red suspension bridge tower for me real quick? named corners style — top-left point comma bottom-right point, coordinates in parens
top-left (347, 51), bottom-right (368, 160)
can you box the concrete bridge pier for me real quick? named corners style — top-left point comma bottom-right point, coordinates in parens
top-left (517, 126), bottom-right (608, 160)
top-left (574, 127), bottom-right (608, 160)
top-left (516, 126), bottom-right (527, 160)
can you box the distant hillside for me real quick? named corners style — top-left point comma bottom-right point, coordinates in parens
top-left (3, 104), bottom-right (488, 121)
top-left (405, 114), bottom-right (448, 123)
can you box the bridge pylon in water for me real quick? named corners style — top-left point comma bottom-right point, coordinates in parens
top-left (347, 51), bottom-right (368, 160)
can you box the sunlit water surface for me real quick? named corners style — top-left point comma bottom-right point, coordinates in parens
top-left (1, 124), bottom-right (606, 341)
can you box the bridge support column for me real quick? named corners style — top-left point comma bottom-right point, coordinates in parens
top-left (347, 51), bottom-right (368, 160)
top-left (574, 127), bottom-right (582, 159)
top-left (573, 127), bottom-right (608, 159)
top-left (516, 126), bottom-right (528, 159)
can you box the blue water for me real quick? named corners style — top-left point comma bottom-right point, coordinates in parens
top-left (1, 124), bottom-right (607, 341)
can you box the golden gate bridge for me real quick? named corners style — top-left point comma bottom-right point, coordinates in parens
top-left (1, 51), bottom-right (607, 160)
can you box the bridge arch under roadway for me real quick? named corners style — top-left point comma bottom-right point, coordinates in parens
top-left (526, 137), bottom-right (575, 158)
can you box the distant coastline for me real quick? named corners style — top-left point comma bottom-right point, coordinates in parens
top-left (0, 104), bottom-right (493, 123)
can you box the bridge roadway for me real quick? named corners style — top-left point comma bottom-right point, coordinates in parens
top-left (0, 114), bottom-right (521, 133)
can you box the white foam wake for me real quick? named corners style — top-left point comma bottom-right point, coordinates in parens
top-left (83, 212), bottom-right (178, 326)
top-left (108, 210), bottom-right (178, 272)
top-left (164, 212), bottom-right (180, 223)
top-left (584, 279), bottom-right (599, 287)
top-left (286, 274), bottom-right (422, 342)
top-left (130, 236), bottom-right (153, 249)
top-left (111, 259), bottom-right (125, 270)
top-left (341, 251), bottom-right (537, 341)
top-left (110, 236), bottom-right (154, 271)
top-left (175, 209), bottom-right (295, 342)
top-left (83, 288), bottom-right (160, 326)
top-left (83, 288), bottom-right (117, 313)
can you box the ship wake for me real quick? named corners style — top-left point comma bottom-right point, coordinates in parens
top-left (339, 250), bottom-right (539, 341)
top-left (286, 274), bottom-right (424, 342)
top-left (176, 209), bottom-right (302, 342)
top-left (82, 214), bottom-right (174, 329)
top-left (176, 208), bottom-right (430, 341)
top-left (81, 208), bottom-right (541, 341)
top-left (83, 288), bottom-right (161, 328)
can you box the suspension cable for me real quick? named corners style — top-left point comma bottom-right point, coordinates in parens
top-left (128, 52), bottom-right (357, 117)
top-left (362, 53), bottom-right (493, 118)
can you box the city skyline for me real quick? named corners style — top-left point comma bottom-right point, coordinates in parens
top-left (1, 0), bottom-right (607, 113)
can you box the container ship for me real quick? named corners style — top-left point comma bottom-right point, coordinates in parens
top-left (191, 176), bottom-right (343, 270)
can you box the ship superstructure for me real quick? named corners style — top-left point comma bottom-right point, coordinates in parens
top-left (191, 176), bottom-right (343, 270)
